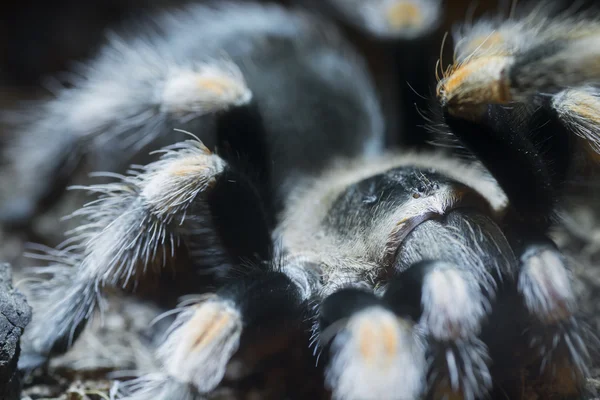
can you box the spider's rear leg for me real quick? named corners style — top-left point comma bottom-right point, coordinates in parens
top-left (21, 136), bottom-right (270, 360)
top-left (515, 237), bottom-right (593, 397)
top-left (317, 287), bottom-right (426, 400)
top-left (115, 259), bottom-right (321, 399)
top-left (433, 90), bottom-right (597, 393)
top-left (385, 260), bottom-right (496, 400)
top-left (0, 52), bottom-right (252, 228)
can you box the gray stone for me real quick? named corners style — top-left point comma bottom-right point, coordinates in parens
top-left (0, 262), bottom-right (31, 399)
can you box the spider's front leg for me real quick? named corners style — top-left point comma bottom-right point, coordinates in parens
top-left (314, 258), bottom-right (496, 400)
top-left (317, 286), bottom-right (426, 400)
top-left (435, 5), bottom-right (600, 226)
top-left (115, 256), bottom-right (321, 399)
top-left (439, 2), bottom-right (600, 119)
top-left (510, 235), bottom-right (592, 396)
top-left (118, 254), bottom-right (424, 400)
top-left (430, 5), bottom-right (599, 396)
top-left (21, 136), bottom-right (271, 361)
top-left (385, 259), bottom-right (495, 400)
top-left (387, 205), bottom-right (522, 400)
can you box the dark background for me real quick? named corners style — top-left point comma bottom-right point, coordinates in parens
top-left (0, 0), bottom-right (501, 86)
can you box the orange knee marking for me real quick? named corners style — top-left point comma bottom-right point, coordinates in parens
top-left (190, 309), bottom-right (233, 352)
top-left (358, 322), bottom-right (378, 363)
top-left (441, 57), bottom-right (509, 101)
top-left (197, 76), bottom-right (236, 96)
top-left (567, 95), bottom-right (600, 124)
top-left (168, 159), bottom-right (212, 177)
top-left (386, 2), bottom-right (423, 29)
top-left (462, 32), bottom-right (505, 56)
top-left (357, 316), bottom-right (399, 367)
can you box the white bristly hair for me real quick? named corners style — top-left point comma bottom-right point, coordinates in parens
top-left (22, 138), bottom-right (228, 356)
top-left (157, 297), bottom-right (243, 393)
top-left (325, 307), bottom-right (426, 400)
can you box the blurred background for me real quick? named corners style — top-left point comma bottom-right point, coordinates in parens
top-left (0, 0), bottom-right (491, 86)
top-left (0, 0), bottom-right (502, 115)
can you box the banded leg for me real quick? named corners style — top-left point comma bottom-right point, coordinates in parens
top-left (516, 238), bottom-right (592, 396)
top-left (115, 261), bottom-right (321, 399)
top-left (439, 3), bottom-right (600, 120)
top-left (21, 137), bottom-right (271, 358)
top-left (0, 41), bottom-right (252, 227)
top-left (317, 287), bottom-right (426, 400)
top-left (436, 5), bottom-right (600, 229)
top-left (385, 260), bottom-right (496, 400)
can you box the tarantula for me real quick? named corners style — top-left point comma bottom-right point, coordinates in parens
top-left (4, 1), bottom-right (600, 399)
